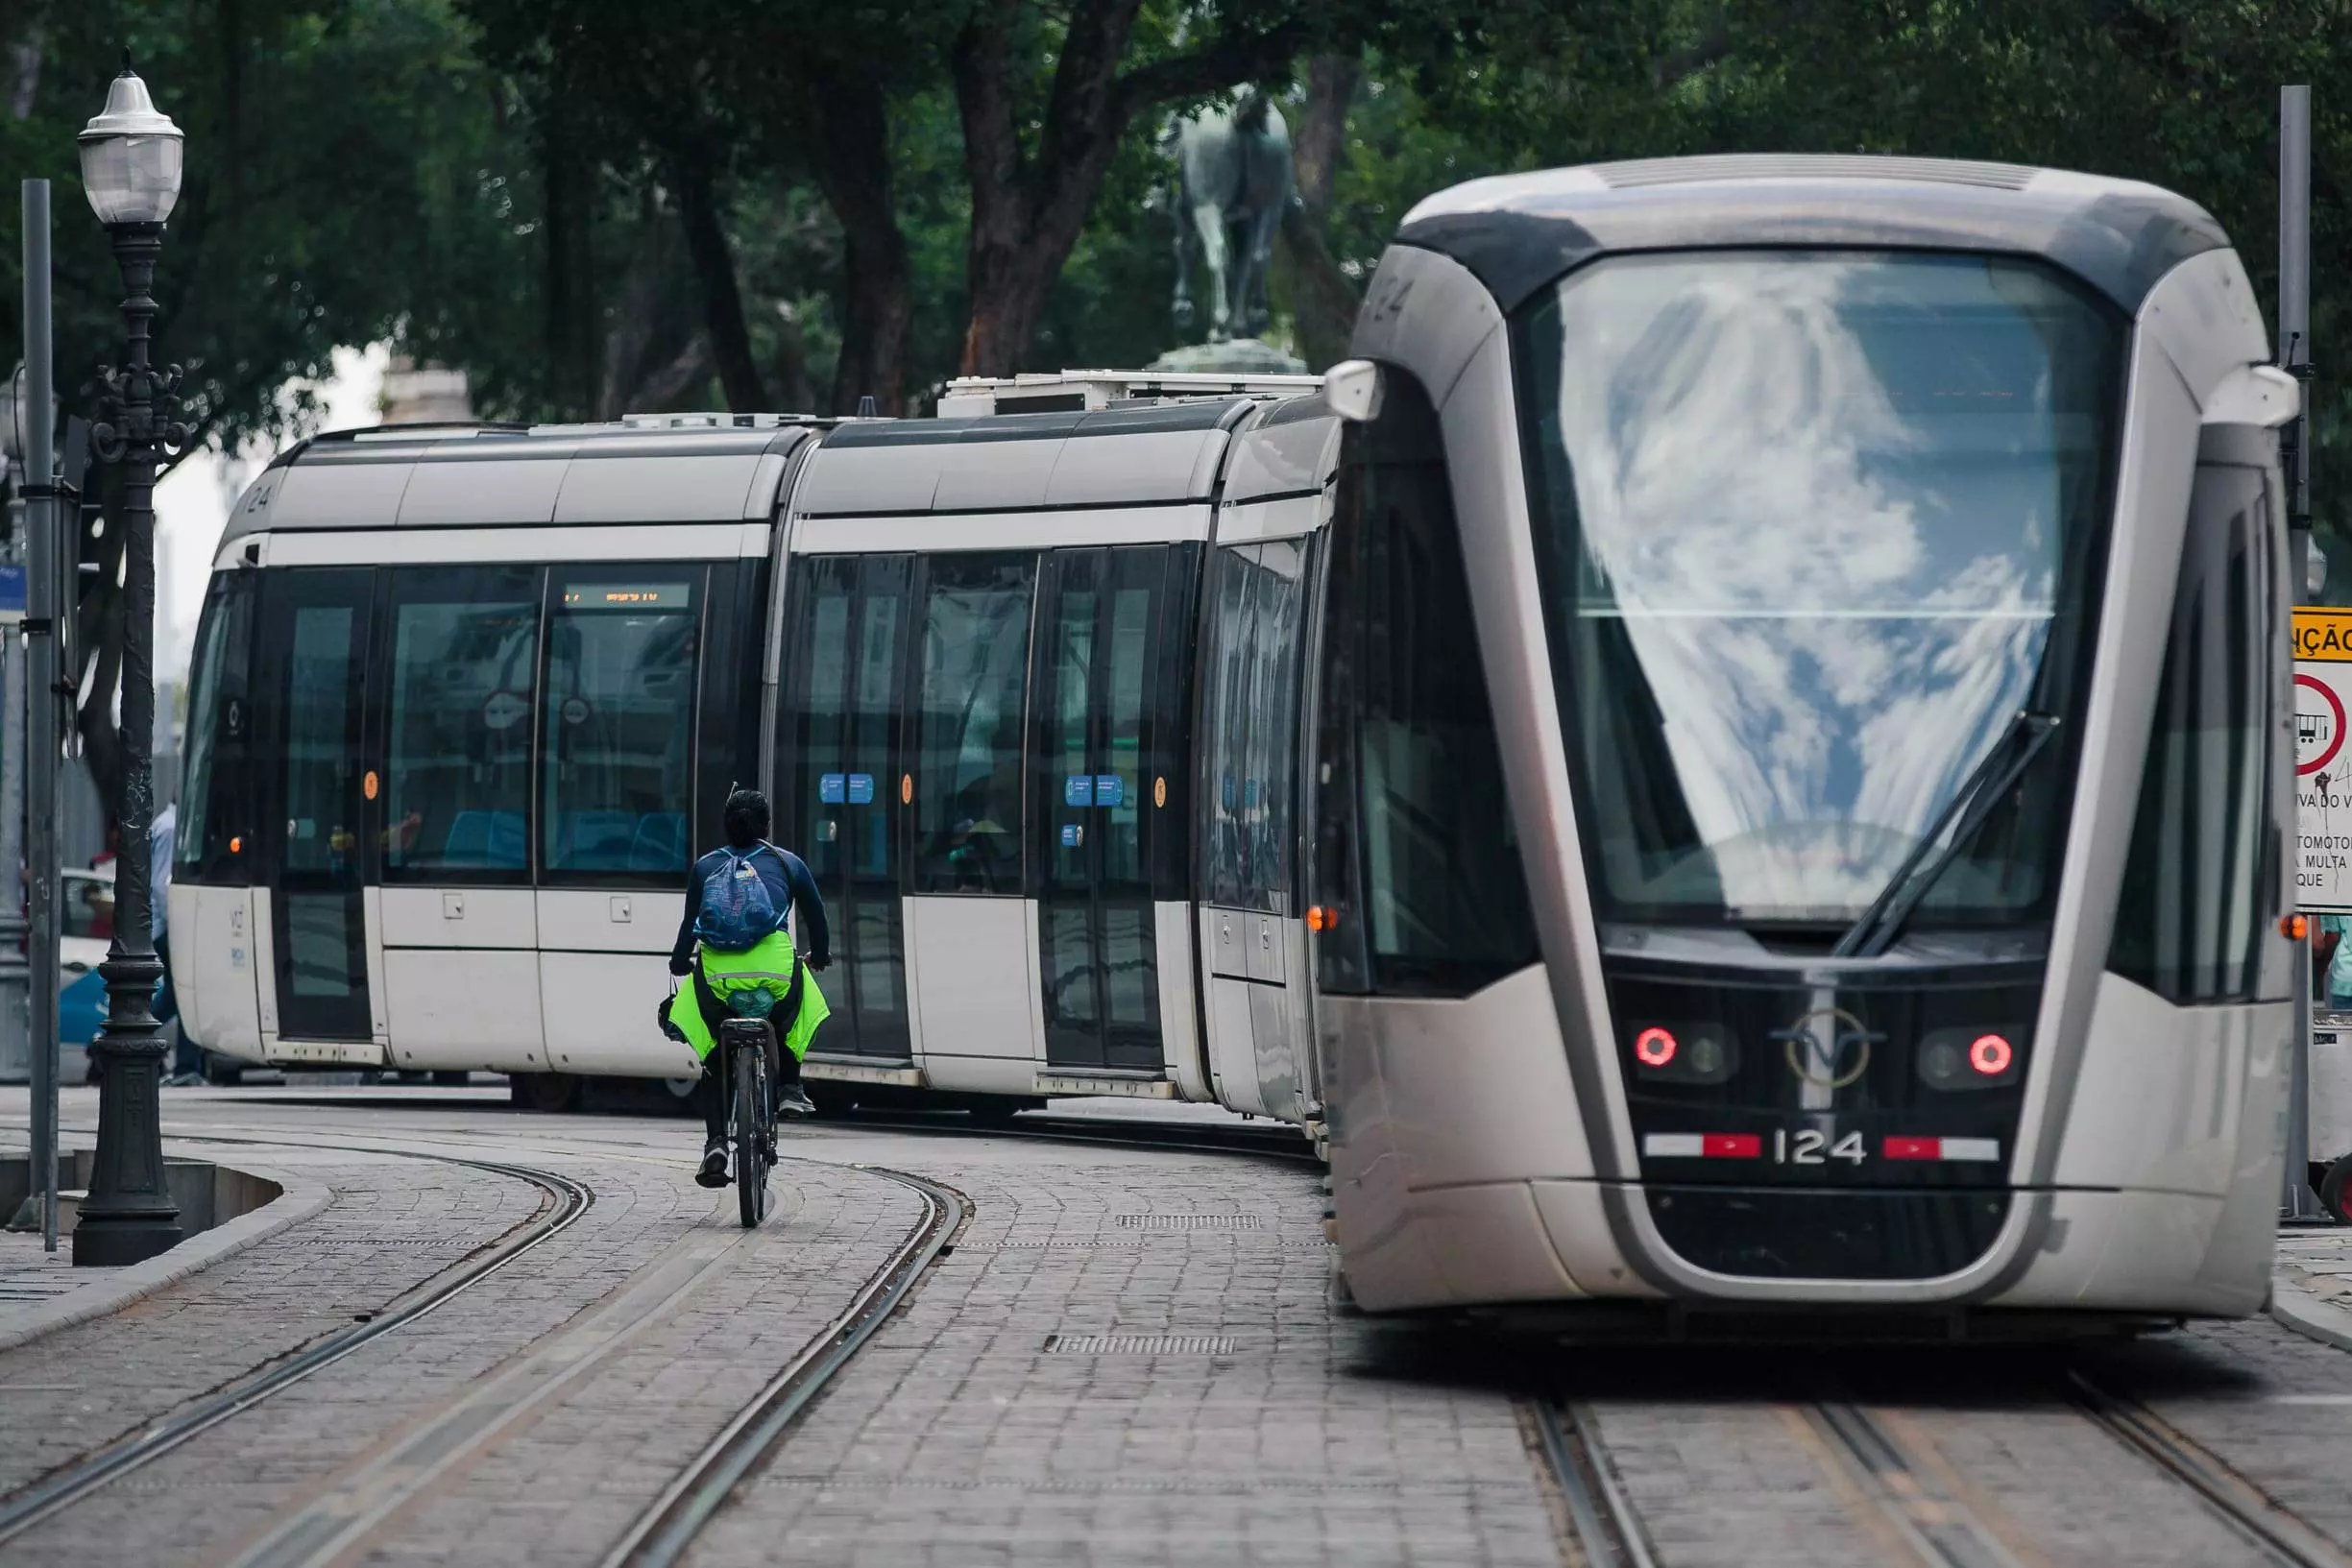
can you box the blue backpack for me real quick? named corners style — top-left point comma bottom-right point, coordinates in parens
top-left (693, 845), bottom-right (784, 952)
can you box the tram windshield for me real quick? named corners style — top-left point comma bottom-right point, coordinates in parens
top-left (1516, 251), bottom-right (2122, 929)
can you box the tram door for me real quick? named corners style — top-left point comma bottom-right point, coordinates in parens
top-left (255, 569), bottom-right (374, 1040)
top-left (788, 555), bottom-right (912, 1060)
top-left (1032, 546), bottom-right (1183, 1073)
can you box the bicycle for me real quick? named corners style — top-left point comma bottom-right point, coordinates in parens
top-left (718, 1013), bottom-right (778, 1227)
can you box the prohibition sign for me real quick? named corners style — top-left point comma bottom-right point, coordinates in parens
top-left (2297, 671), bottom-right (2345, 776)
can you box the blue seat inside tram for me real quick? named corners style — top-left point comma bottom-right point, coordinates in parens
top-left (440, 809), bottom-right (528, 868)
top-left (547, 809), bottom-right (690, 873)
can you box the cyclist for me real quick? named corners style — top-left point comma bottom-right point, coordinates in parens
top-left (665, 788), bottom-right (831, 1187)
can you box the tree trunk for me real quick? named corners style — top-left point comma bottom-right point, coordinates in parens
top-left (542, 125), bottom-right (598, 419)
top-left (670, 157), bottom-right (768, 412)
top-left (809, 75), bottom-right (912, 414)
top-left (1273, 54), bottom-right (1363, 371)
top-left (950, 0), bottom-right (1314, 377)
top-left (953, 0), bottom-right (1147, 377)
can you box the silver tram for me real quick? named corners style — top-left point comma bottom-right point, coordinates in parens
top-left (1318, 156), bottom-right (2298, 1320)
top-left (172, 154), bottom-right (2297, 1320)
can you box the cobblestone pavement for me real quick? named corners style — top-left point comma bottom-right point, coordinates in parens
top-left (16, 1087), bottom-right (2352, 1567)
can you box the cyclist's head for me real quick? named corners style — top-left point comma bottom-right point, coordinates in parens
top-left (722, 788), bottom-right (771, 850)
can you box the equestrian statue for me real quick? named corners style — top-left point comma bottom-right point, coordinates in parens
top-left (1169, 89), bottom-right (1294, 343)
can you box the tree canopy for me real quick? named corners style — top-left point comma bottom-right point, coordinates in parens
top-left (6, 0), bottom-right (2352, 577)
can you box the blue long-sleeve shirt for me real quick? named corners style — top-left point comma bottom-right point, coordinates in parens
top-left (671, 843), bottom-right (831, 974)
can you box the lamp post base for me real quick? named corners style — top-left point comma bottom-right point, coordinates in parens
top-left (72, 1034), bottom-right (182, 1267)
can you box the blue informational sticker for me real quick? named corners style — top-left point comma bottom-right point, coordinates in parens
top-left (819, 773), bottom-right (846, 804)
top-left (1064, 775), bottom-right (1095, 807)
top-left (1094, 774), bottom-right (1125, 807)
top-left (0, 564), bottom-right (25, 624)
top-left (1221, 774), bottom-right (1238, 810)
top-left (1060, 823), bottom-right (1083, 848)
top-left (1244, 779), bottom-right (1261, 808)
top-left (846, 773), bottom-right (875, 804)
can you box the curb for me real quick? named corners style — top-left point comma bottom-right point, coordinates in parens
top-left (2268, 1275), bottom-right (2352, 1354)
top-left (0, 1149), bottom-right (330, 1355)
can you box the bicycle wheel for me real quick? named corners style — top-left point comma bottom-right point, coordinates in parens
top-left (734, 1038), bottom-right (769, 1228)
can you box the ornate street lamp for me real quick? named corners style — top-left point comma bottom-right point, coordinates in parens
top-left (71, 57), bottom-right (185, 1266)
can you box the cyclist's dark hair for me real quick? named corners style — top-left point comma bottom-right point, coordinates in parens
top-left (722, 788), bottom-right (770, 850)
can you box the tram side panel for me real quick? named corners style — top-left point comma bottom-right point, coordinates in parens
top-left (777, 405), bottom-right (1253, 1110)
top-left (1999, 254), bottom-right (2295, 1315)
top-left (172, 565), bottom-right (266, 1066)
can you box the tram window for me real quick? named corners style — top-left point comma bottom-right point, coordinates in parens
top-left (1202, 540), bottom-right (1309, 913)
top-left (2109, 466), bottom-right (2271, 1003)
top-left (912, 553), bottom-right (1034, 894)
top-left (382, 567), bottom-right (542, 881)
top-left (178, 573), bottom-right (255, 884)
top-left (1315, 368), bottom-right (1540, 995)
top-left (540, 570), bottom-right (701, 881)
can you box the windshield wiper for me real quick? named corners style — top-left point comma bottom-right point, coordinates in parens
top-left (1830, 709), bottom-right (2060, 959)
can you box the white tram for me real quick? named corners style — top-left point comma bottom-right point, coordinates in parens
top-left (178, 154), bottom-right (2300, 1322)
top-left (171, 381), bottom-right (1344, 1123)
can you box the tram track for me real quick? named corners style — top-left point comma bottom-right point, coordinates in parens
top-left (0, 1114), bottom-right (971, 1568)
top-left (0, 1147), bottom-right (593, 1548)
top-left (1536, 1365), bottom-right (2352, 1568)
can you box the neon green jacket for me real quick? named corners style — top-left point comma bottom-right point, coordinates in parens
top-left (672, 929), bottom-right (830, 1063)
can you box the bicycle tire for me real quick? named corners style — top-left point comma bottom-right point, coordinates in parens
top-left (735, 1040), bottom-right (768, 1228)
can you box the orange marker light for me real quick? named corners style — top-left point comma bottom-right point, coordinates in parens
top-left (1634, 1026), bottom-right (1678, 1068)
top-left (2283, 913), bottom-right (2311, 941)
top-left (229, 835), bottom-right (242, 854)
top-left (1306, 905), bottom-right (1334, 932)
top-left (1968, 1033), bottom-right (2014, 1075)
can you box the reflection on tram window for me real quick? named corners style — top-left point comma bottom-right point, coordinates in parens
top-left (1317, 369), bottom-right (1540, 996)
top-left (1518, 251), bottom-right (2122, 928)
top-left (913, 553), bottom-right (1033, 893)
top-left (541, 570), bottom-right (700, 879)
top-left (179, 575), bottom-right (255, 882)
top-left (2109, 467), bottom-right (2270, 1002)
top-left (384, 567), bottom-right (541, 880)
top-left (1202, 542), bottom-right (1308, 913)
top-left (282, 605), bottom-right (356, 878)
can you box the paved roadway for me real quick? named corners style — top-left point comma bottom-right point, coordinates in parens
top-left (2, 1084), bottom-right (2352, 1566)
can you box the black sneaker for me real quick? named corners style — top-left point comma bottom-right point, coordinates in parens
top-left (777, 1084), bottom-right (816, 1119)
top-left (695, 1139), bottom-right (730, 1188)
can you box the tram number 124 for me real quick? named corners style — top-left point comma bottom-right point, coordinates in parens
top-left (1777, 1129), bottom-right (1866, 1165)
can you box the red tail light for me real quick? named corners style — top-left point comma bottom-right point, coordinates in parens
top-left (1634, 1026), bottom-right (1678, 1068)
top-left (1968, 1033), bottom-right (2014, 1075)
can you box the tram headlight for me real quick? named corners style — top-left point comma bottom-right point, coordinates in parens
top-left (1918, 1025), bottom-right (2025, 1090)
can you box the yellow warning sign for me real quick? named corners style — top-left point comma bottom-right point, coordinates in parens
top-left (2294, 608), bottom-right (2352, 662)
top-left (2295, 608), bottom-right (2352, 910)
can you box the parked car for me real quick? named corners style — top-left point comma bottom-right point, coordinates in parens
top-left (59, 865), bottom-right (112, 1077)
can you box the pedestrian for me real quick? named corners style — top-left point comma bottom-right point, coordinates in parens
top-left (663, 788), bottom-right (830, 1187)
top-left (150, 804), bottom-right (197, 1083)
top-left (2319, 914), bottom-right (2352, 1013)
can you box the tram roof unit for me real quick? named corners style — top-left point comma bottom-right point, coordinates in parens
top-left (1394, 154), bottom-right (2228, 312)
top-left (935, 368), bottom-right (1322, 418)
top-left (796, 388), bottom-right (1323, 519)
top-left (220, 412), bottom-right (833, 550)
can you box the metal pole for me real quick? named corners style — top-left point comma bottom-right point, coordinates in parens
top-left (2281, 84), bottom-right (2329, 1220)
top-left (20, 180), bottom-right (58, 1252)
top-left (71, 219), bottom-right (180, 1266)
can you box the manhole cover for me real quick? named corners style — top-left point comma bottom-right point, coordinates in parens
top-left (1110, 1214), bottom-right (1262, 1229)
top-left (1044, 1334), bottom-right (1238, 1356)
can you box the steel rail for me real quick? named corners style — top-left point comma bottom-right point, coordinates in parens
top-left (2066, 1368), bottom-right (2352, 1568)
top-left (598, 1162), bottom-right (969, 1568)
top-left (0, 1150), bottom-right (593, 1545)
top-left (1531, 1400), bottom-right (1659, 1568)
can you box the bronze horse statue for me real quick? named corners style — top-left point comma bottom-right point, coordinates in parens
top-left (1170, 90), bottom-right (1294, 342)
